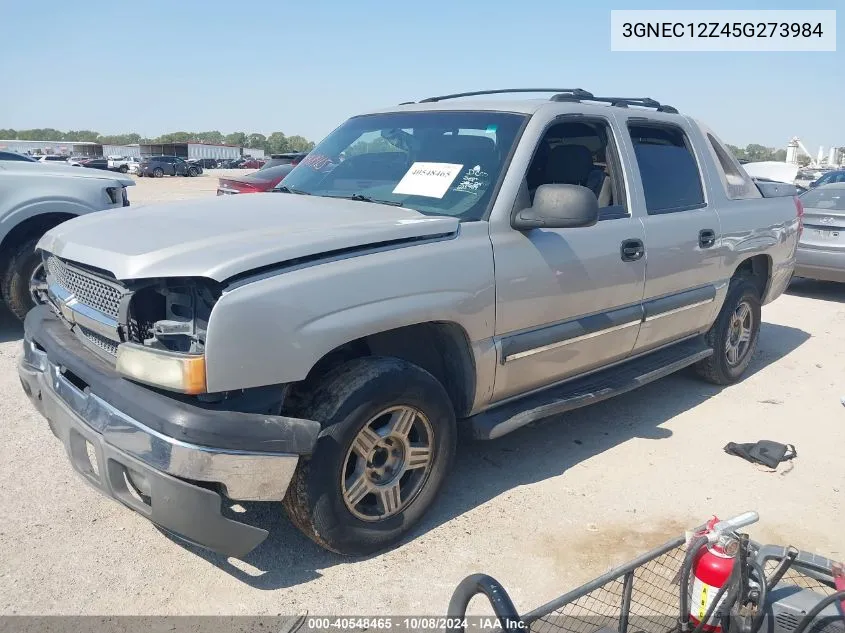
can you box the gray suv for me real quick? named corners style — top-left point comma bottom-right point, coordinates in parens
top-left (18, 89), bottom-right (801, 558)
top-left (138, 155), bottom-right (200, 177)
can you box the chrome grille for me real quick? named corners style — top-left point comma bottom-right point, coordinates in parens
top-left (46, 256), bottom-right (122, 320)
top-left (79, 326), bottom-right (119, 356)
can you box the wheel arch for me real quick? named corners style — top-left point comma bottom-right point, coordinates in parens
top-left (730, 254), bottom-right (772, 299)
top-left (0, 211), bottom-right (79, 271)
top-left (287, 320), bottom-right (478, 419)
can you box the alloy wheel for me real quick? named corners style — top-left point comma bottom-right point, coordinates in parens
top-left (341, 405), bottom-right (435, 522)
top-left (725, 301), bottom-right (753, 366)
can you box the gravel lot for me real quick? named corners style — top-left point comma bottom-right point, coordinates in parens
top-left (128, 169), bottom-right (251, 204)
top-left (0, 173), bottom-right (842, 615)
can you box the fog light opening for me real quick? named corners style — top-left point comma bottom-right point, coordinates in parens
top-left (123, 468), bottom-right (151, 506)
top-left (85, 440), bottom-right (100, 477)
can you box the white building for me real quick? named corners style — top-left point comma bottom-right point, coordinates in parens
top-left (0, 139), bottom-right (101, 157)
top-left (102, 144), bottom-right (142, 158)
top-left (137, 142), bottom-right (241, 160)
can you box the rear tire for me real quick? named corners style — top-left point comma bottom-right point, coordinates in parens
top-left (1, 237), bottom-right (45, 322)
top-left (283, 356), bottom-right (457, 555)
top-left (694, 279), bottom-right (761, 385)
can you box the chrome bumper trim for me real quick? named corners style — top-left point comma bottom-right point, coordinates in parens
top-left (20, 338), bottom-right (298, 501)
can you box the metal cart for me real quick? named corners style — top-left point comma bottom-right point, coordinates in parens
top-left (448, 518), bottom-right (840, 633)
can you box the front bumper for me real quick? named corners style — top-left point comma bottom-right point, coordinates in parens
top-left (18, 306), bottom-right (321, 558)
top-left (795, 246), bottom-right (845, 283)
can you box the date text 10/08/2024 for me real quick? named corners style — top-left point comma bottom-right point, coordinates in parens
top-left (304, 617), bottom-right (527, 631)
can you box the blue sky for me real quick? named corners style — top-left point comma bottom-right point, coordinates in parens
top-left (0, 0), bottom-right (841, 153)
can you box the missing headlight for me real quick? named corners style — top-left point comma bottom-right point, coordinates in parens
top-left (125, 278), bottom-right (220, 354)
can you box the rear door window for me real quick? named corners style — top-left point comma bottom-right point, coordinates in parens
top-left (627, 123), bottom-right (706, 214)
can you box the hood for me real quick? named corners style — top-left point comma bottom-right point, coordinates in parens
top-left (742, 161), bottom-right (800, 185)
top-left (37, 193), bottom-right (460, 282)
top-left (0, 161), bottom-right (135, 186)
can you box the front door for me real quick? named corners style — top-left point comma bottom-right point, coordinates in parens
top-left (489, 116), bottom-right (646, 401)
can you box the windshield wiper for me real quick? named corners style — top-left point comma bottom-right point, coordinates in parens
top-left (329, 193), bottom-right (404, 207)
top-left (274, 185), bottom-right (311, 195)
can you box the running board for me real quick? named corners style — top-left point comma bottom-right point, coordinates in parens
top-left (467, 336), bottom-right (713, 440)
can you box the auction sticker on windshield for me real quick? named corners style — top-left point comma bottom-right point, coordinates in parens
top-left (393, 162), bottom-right (463, 198)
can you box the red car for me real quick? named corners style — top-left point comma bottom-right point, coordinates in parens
top-left (217, 164), bottom-right (295, 195)
top-left (239, 158), bottom-right (266, 169)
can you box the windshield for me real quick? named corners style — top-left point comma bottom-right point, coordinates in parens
top-left (278, 111), bottom-right (527, 221)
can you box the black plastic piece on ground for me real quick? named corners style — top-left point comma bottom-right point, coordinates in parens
top-left (723, 440), bottom-right (796, 469)
top-left (23, 305), bottom-right (321, 454)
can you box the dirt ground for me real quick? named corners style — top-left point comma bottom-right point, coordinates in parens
top-left (127, 169), bottom-right (252, 204)
top-left (0, 174), bottom-right (842, 616)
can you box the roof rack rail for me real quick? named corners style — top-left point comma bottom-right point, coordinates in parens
top-left (550, 93), bottom-right (679, 114)
top-left (416, 88), bottom-right (594, 103)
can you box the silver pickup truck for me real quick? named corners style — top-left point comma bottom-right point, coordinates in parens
top-left (18, 89), bottom-right (801, 558)
top-left (0, 160), bottom-right (134, 321)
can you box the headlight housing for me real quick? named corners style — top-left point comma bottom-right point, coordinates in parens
top-left (118, 277), bottom-right (220, 394)
top-left (116, 343), bottom-right (207, 394)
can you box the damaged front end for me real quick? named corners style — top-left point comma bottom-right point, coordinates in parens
top-left (122, 276), bottom-right (219, 355)
top-left (21, 253), bottom-right (322, 557)
top-left (39, 252), bottom-right (292, 414)
top-left (41, 252), bottom-right (218, 360)
top-left (40, 253), bottom-right (227, 397)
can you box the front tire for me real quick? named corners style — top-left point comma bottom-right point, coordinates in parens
top-left (153, 168), bottom-right (164, 178)
top-left (1, 237), bottom-right (45, 322)
top-left (283, 356), bottom-right (457, 555)
top-left (694, 279), bottom-right (761, 385)
top-left (119, 165), bottom-right (129, 173)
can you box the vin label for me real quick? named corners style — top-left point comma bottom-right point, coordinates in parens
top-left (611, 10), bottom-right (836, 51)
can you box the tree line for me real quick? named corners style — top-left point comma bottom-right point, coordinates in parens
top-left (724, 143), bottom-right (804, 165)
top-left (0, 128), bottom-right (802, 165)
top-left (0, 128), bottom-right (315, 154)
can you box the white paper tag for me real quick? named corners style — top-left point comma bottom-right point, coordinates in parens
top-left (392, 162), bottom-right (463, 199)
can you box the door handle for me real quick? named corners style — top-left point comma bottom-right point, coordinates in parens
top-left (699, 229), bottom-right (716, 248)
top-left (620, 238), bottom-right (645, 262)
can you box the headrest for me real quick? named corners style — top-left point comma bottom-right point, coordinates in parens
top-left (419, 134), bottom-right (496, 167)
top-left (545, 144), bottom-right (594, 185)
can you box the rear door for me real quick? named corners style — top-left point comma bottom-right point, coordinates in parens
top-left (619, 117), bottom-right (723, 354)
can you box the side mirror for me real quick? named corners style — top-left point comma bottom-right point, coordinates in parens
top-left (512, 184), bottom-right (599, 231)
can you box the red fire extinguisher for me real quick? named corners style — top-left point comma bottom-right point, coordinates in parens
top-left (688, 517), bottom-right (741, 632)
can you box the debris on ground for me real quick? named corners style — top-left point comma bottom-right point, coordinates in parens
top-left (724, 440), bottom-right (797, 470)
